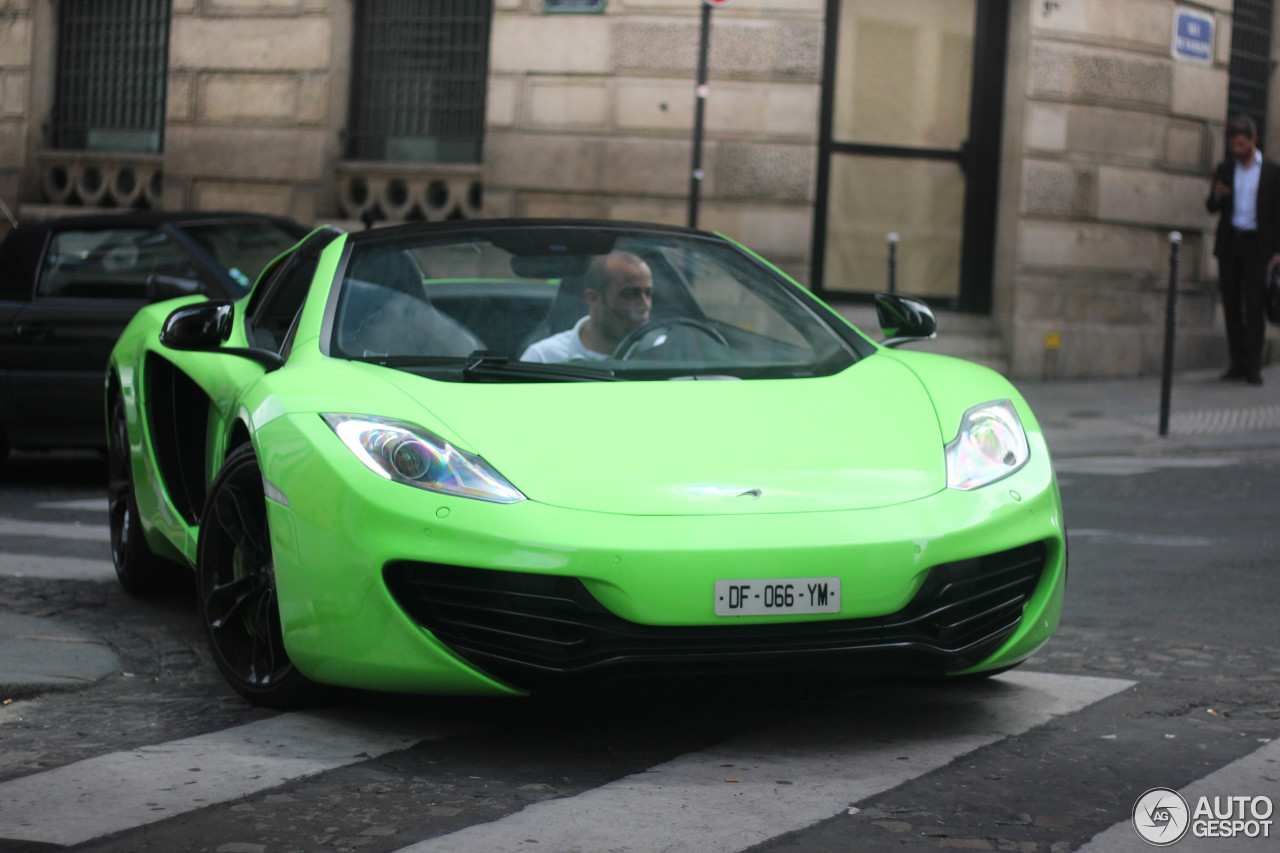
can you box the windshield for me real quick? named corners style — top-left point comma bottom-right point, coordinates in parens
top-left (177, 220), bottom-right (306, 295)
top-left (330, 225), bottom-right (860, 382)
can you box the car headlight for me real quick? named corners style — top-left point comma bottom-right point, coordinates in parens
top-left (323, 414), bottom-right (525, 504)
top-left (945, 400), bottom-right (1030, 491)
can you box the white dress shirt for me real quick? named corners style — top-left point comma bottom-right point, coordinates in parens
top-left (1232, 149), bottom-right (1263, 231)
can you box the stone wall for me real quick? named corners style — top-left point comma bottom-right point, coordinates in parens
top-left (999, 0), bottom-right (1231, 379)
top-left (3, 0), bottom-right (1266, 381)
top-left (0, 0), bottom-right (35, 213)
top-left (485, 0), bottom-right (824, 280)
top-left (161, 0), bottom-right (345, 223)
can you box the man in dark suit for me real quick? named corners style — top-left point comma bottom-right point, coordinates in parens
top-left (1206, 114), bottom-right (1277, 386)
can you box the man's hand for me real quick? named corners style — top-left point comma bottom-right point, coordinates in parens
top-left (1214, 180), bottom-right (1232, 198)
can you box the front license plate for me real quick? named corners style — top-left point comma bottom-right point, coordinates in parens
top-left (714, 577), bottom-right (841, 616)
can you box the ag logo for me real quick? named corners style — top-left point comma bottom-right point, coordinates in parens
top-left (1133, 788), bottom-right (1191, 845)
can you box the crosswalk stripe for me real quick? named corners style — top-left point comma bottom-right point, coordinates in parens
top-left (0, 553), bottom-right (116, 581)
top-left (397, 671), bottom-right (1134, 853)
top-left (1076, 738), bottom-right (1280, 853)
top-left (0, 517), bottom-right (110, 543)
top-left (1054, 456), bottom-right (1239, 476)
top-left (0, 515), bottom-right (113, 579)
top-left (0, 711), bottom-right (480, 846)
top-left (36, 499), bottom-right (107, 512)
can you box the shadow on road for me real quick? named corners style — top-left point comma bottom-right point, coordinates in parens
top-left (0, 450), bottom-right (108, 491)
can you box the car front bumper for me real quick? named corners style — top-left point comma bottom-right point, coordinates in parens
top-left (260, 414), bottom-right (1065, 696)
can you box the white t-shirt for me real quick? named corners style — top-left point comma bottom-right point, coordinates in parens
top-left (520, 316), bottom-right (609, 363)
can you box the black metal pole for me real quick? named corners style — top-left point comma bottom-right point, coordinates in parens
top-left (1158, 231), bottom-right (1182, 437)
top-left (687, 2), bottom-right (712, 229)
top-left (886, 232), bottom-right (899, 294)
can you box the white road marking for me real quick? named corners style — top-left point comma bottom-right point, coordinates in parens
top-left (1054, 457), bottom-right (1239, 476)
top-left (1076, 738), bottom-right (1280, 852)
top-left (0, 516), bottom-right (113, 578)
top-left (0, 711), bottom-right (479, 846)
top-left (0, 553), bottom-right (116, 581)
top-left (36, 499), bottom-right (107, 512)
top-left (0, 517), bottom-right (110, 542)
top-left (398, 671), bottom-right (1134, 853)
top-left (1069, 529), bottom-right (1214, 548)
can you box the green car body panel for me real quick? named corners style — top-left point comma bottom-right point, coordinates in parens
top-left (107, 221), bottom-right (1065, 702)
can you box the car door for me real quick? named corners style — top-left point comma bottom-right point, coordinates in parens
top-left (139, 229), bottom-right (337, 531)
top-left (4, 226), bottom-right (213, 449)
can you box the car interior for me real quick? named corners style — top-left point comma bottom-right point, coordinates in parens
top-left (328, 232), bottom-right (844, 376)
top-left (337, 250), bottom-right (484, 358)
top-left (38, 228), bottom-right (199, 301)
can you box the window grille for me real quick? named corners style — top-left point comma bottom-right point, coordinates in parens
top-left (348, 0), bottom-right (493, 164)
top-left (51, 0), bottom-right (170, 153)
top-left (1227, 0), bottom-right (1273, 149)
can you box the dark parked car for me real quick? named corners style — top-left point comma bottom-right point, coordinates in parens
top-left (0, 211), bottom-right (308, 464)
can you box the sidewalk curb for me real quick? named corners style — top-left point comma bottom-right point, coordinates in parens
top-left (0, 612), bottom-right (120, 702)
top-left (1015, 367), bottom-right (1280, 460)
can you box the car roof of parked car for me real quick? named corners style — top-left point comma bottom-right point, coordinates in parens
top-left (8, 210), bottom-right (305, 234)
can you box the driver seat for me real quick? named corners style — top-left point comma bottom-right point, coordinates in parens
top-left (517, 275), bottom-right (588, 355)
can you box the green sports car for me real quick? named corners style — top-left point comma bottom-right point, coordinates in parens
top-left (106, 220), bottom-right (1065, 708)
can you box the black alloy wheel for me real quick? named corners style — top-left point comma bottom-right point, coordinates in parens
top-left (198, 444), bottom-right (316, 708)
top-left (107, 392), bottom-right (175, 594)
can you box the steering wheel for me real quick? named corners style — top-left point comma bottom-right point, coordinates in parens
top-left (612, 316), bottom-right (729, 360)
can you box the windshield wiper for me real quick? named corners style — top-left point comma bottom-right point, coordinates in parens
top-left (461, 350), bottom-right (619, 382)
top-left (350, 351), bottom-right (616, 381)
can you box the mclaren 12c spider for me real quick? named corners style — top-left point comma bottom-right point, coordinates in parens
top-left (106, 219), bottom-right (1064, 707)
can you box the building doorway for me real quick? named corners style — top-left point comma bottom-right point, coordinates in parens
top-left (811, 0), bottom-right (1008, 312)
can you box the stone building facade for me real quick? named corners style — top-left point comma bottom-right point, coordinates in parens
top-left (1000, 0), bottom-right (1244, 377)
top-left (0, 0), bottom-right (1272, 378)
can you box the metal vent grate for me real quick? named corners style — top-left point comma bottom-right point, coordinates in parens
top-left (52, 0), bottom-right (170, 153)
top-left (347, 0), bottom-right (493, 164)
top-left (384, 541), bottom-right (1049, 689)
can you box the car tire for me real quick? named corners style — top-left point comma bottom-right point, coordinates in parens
top-left (198, 444), bottom-right (318, 709)
top-left (108, 393), bottom-right (180, 595)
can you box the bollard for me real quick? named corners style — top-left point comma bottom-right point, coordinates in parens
top-left (1042, 331), bottom-right (1061, 381)
top-left (1158, 231), bottom-right (1182, 437)
top-left (686, 2), bottom-right (714, 229)
top-left (886, 232), bottom-right (899, 294)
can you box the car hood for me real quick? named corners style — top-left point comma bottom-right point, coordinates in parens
top-left (375, 355), bottom-right (947, 515)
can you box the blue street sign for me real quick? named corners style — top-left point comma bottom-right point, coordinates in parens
top-left (1172, 8), bottom-right (1213, 65)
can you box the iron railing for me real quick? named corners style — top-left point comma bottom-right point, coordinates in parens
top-left (1228, 0), bottom-right (1273, 148)
top-left (51, 0), bottom-right (170, 153)
top-left (347, 0), bottom-right (493, 164)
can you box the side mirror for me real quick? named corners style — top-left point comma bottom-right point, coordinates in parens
top-left (158, 300), bottom-right (285, 371)
top-left (160, 301), bottom-right (233, 350)
top-left (146, 274), bottom-right (206, 303)
top-left (874, 293), bottom-right (937, 348)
